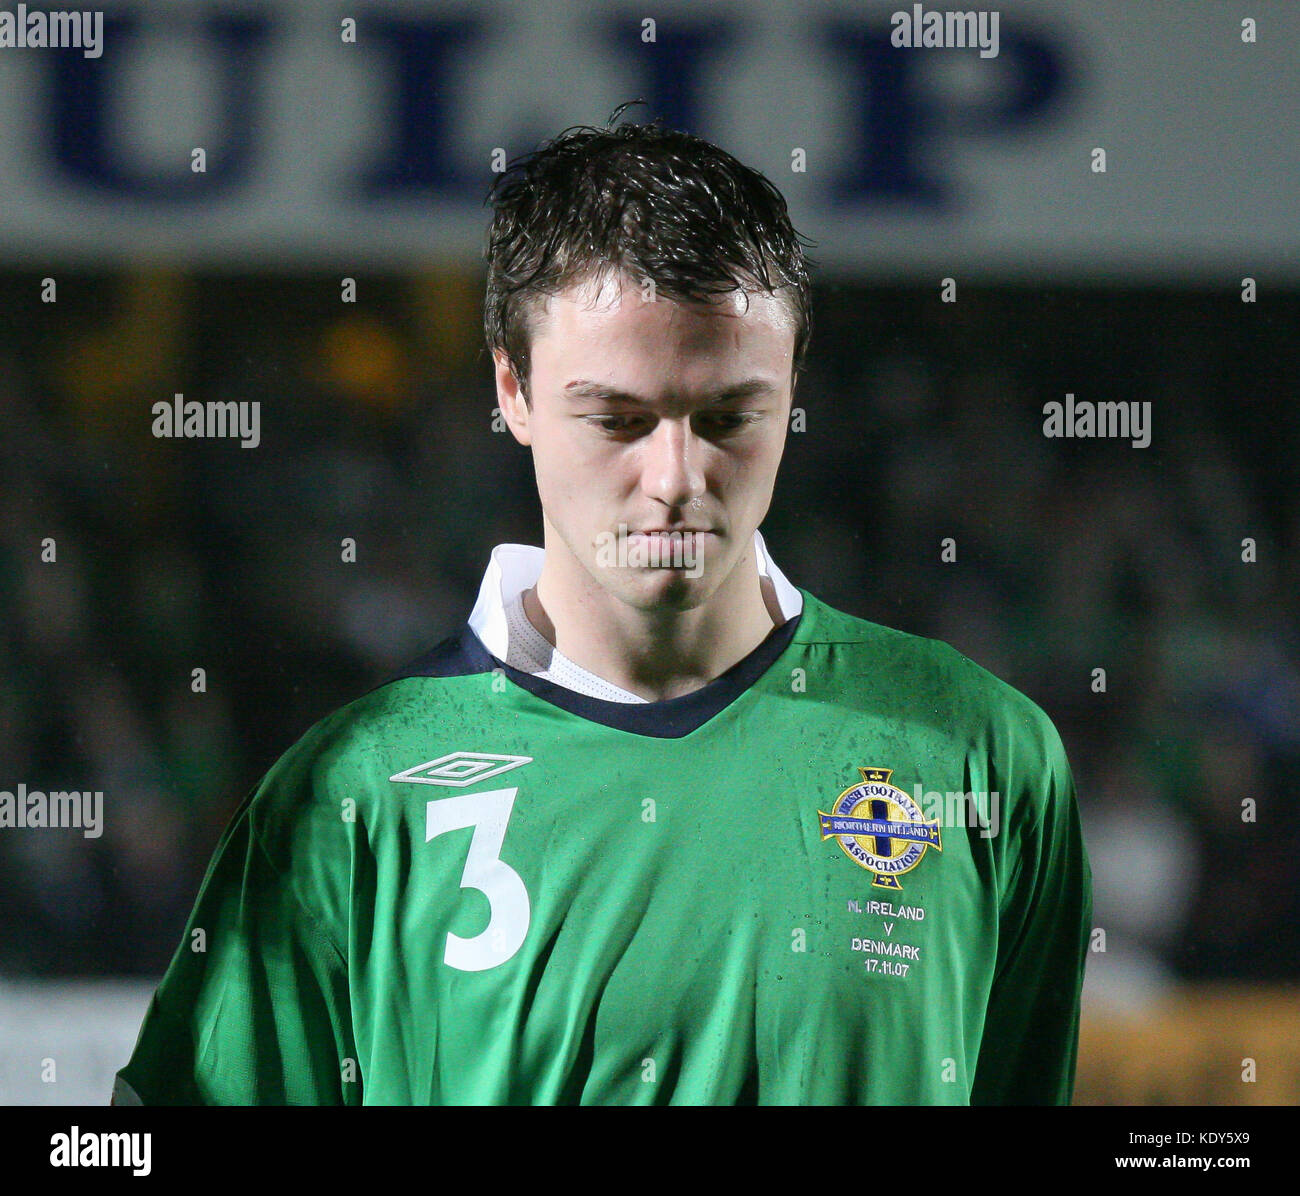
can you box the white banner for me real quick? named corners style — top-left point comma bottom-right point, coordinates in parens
top-left (0, 0), bottom-right (1295, 278)
top-left (0, 979), bottom-right (155, 1106)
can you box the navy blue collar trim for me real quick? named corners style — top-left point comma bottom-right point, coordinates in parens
top-left (386, 612), bottom-right (803, 739)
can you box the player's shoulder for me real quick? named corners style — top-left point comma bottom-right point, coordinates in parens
top-left (240, 626), bottom-right (486, 846)
top-left (797, 589), bottom-right (1065, 753)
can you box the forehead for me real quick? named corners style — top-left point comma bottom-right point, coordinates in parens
top-left (527, 269), bottom-right (796, 378)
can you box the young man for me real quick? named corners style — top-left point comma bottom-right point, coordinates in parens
top-left (114, 117), bottom-right (1091, 1105)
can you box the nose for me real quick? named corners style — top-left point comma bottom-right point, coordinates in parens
top-left (640, 415), bottom-right (706, 510)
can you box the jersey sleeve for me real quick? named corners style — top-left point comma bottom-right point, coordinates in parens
top-left (970, 706), bottom-right (1092, 1106)
top-left (112, 777), bottom-right (360, 1106)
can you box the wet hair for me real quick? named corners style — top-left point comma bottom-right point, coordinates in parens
top-left (483, 102), bottom-right (815, 403)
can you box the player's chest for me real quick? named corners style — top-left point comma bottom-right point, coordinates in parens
top-left (360, 730), bottom-right (998, 1085)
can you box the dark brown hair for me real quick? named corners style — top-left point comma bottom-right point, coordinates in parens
top-left (483, 104), bottom-right (815, 403)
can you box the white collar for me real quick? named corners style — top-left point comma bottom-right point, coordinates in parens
top-left (467, 529), bottom-right (803, 661)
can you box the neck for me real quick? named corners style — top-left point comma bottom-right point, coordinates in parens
top-left (522, 534), bottom-right (783, 702)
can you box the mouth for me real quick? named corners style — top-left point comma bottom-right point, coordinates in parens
top-left (621, 528), bottom-right (713, 570)
top-left (627, 529), bottom-right (713, 545)
top-left (634, 528), bottom-right (711, 536)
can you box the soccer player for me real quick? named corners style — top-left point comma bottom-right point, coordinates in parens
top-left (113, 115), bottom-right (1091, 1105)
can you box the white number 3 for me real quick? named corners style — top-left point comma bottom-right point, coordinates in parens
top-left (425, 787), bottom-right (531, 971)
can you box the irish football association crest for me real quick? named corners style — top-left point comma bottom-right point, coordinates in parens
top-left (818, 767), bottom-right (941, 890)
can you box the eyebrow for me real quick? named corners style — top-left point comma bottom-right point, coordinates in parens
top-left (562, 378), bottom-right (778, 405)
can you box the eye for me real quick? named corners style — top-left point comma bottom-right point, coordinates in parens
top-left (587, 414), bottom-right (648, 435)
top-left (696, 411), bottom-right (759, 433)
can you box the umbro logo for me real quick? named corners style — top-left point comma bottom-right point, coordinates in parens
top-left (389, 751), bottom-right (533, 788)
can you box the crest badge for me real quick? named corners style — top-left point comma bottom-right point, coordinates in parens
top-left (818, 767), bottom-right (941, 889)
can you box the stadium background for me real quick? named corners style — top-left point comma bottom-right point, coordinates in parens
top-left (1, 0), bottom-right (1297, 1104)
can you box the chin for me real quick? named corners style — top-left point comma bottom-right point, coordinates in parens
top-left (617, 566), bottom-right (712, 612)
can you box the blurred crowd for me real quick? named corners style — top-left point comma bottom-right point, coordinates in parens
top-left (1, 269), bottom-right (1297, 1001)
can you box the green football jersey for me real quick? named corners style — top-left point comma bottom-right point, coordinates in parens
top-left (113, 540), bottom-right (1091, 1106)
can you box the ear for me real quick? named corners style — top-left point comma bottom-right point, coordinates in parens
top-left (493, 349), bottom-right (531, 446)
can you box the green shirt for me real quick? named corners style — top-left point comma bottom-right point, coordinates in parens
top-left (114, 561), bottom-right (1091, 1105)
